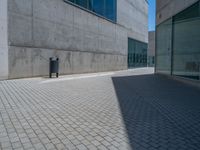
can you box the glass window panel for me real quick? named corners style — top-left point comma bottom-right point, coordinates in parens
top-left (172, 2), bottom-right (200, 80)
top-left (105, 0), bottom-right (116, 21)
top-left (92, 0), bottom-right (105, 16)
top-left (156, 18), bottom-right (172, 74)
top-left (128, 38), bottom-right (147, 68)
top-left (88, 0), bottom-right (92, 10)
top-left (174, 2), bottom-right (199, 22)
top-left (68, 0), bottom-right (75, 3)
top-left (75, 0), bottom-right (88, 8)
top-left (152, 56), bottom-right (155, 64)
top-left (65, 0), bottom-right (117, 22)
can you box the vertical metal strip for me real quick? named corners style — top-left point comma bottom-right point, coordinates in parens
top-left (171, 17), bottom-right (174, 76)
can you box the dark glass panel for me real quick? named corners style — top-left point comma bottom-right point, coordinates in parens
top-left (88, 0), bottom-right (92, 10)
top-left (65, 0), bottom-right (117, 22)
top-left (128, 38), bottom-right (147, 68)
top-left (105, 0), bottom-right (116, 21)
top-left (75, 0), bottom-right (88, 8)
top-left (174, 2), bottom-right (199, 22)
top-left (92, 0), bottom-right (105, 16)
top-left (172, 1), bottom-right (200, 79)
top-left (156, 18), bottom-right (172, 74)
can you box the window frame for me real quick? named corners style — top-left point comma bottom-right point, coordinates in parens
top-left (63, 0), bottom-right (117, 23)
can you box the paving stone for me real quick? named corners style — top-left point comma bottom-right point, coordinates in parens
top-left (55, 143), bottom-right (65, 150)
top-left (97, 145), bottom-right (108, 150)
top-left (86, 144), bottom-right (98, 150)
top-left (45, 143), bottom-right (55, 150)
top-left (101, 140), bottom-right (111, 147)
top-left (76, 144), bottom-right (87, 150)
top-left (0, 68), bottom-right (200, 150)
top-left (1, 142), bottom-right (12, 149)
top-left (11, 142), bottom-right (22, 149)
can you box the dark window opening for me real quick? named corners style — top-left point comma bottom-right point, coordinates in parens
top-left (64, 0), bottom-right (117, 22)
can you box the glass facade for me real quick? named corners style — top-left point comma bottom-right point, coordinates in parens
top-left (128, 38), bottom-right (147, 68)
top-left (156, 18), bottom-right (172, 74)
top-left (148, 56), bottom-right (155, 67)
top-left (156, 1), bottom-right (200, 80)
top-left (65, 0), bottom-right (117, 22)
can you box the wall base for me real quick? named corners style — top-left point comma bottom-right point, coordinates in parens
top-left (8, 46), bottom-right (127, 79)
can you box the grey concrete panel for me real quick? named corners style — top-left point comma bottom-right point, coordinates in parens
top-left (8, 0), bottom-right (32, 16)
top-left (115, 26), bottom-right (128, 55)
top-left (118, 0), bottom-right (148, 43)
top-left (8, 0), bottom-right (127, 55)
top-left (148, 31), bottom-right (155, 67)
top-left (148, 31), bottom-right (155, 57)
top-left (33, 17), bottom-right (74, 50)
top-left (0, 45), bottom-right (8, 80)
top-left (6, 0), bottom-right (147, 78)
top-left (8, 47), bottom-right (33, 78)
top-left (8, 0), bottom-right (147, 53)
top-left (8, 46), bottom-right (127, 79)
top-left (0, 0), bottom-right (8, 79)
top-left (8, 12), bottom-right (33, 46)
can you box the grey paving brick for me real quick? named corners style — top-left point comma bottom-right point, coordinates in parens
top-left (11, 142), bottom-right (22, 149)
top-left (45, 143), bottom-right (55, 150)
top-left (101, 140), bottom-right (111, 147)
top-left (22, 142), bottom-right (33, 149)
top-left (91, 140), bottom-right (101, 146)
top-left (1, 142), bottom-right (12, 149)
top-left (0, 68), bottom-right (200, 150)
top-left (55, 143), bottom-right (65, 150)
top-left (76, 144), bottom-right (87, 150)
top-left (97, 145), bottom-right (108, 150)
top-left (86, 144), bottom-right (98, 150)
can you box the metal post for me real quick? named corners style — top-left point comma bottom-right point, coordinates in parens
top-left (56, 58), bottom-right (59, 78)
top-left (49, 57), bottom-right (52, 78)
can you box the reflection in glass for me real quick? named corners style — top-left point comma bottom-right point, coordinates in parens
top-left (156, 19), bottom-right (172, 74)
top-left (92, 0), bottom-right (105, 16)
top-left (128, 38), bottom-right (147, 68)
top-left (173, 2), bottom-right (200, 80)
top-left (65, 0), bottom-right (117, 22)
top-left (156, 1), bottom-right (200, 80)
top-left (76, 0), bottom-right (88, 8)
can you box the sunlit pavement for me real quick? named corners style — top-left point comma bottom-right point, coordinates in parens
top-left (0, 68), bottom-right (200, 150)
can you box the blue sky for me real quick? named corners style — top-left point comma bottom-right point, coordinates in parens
top-left (148, 0), bottom-right (156, 31)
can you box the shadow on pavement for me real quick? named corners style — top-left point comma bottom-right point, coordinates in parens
top-left (112, 74), bottom-right (200, 150)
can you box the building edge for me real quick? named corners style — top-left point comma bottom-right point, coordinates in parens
top-left (0, 0), bottom-right (9, 80)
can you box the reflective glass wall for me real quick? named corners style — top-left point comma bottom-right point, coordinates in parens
top-left (128, 38), bottom-right (147, 68)
top-left (156, 18), bottom-right (172, 74)
top-left (148, 56), bottom-right (155, 67)
top-left (156, 1), bottom-right (200, 80)
top-left (65, 0), bottom-right (117, 22)
top-left (173, 2), bottom-right (200, 80)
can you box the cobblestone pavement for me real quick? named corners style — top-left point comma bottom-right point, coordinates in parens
top-left (0, 68), bottom-right (200, 150)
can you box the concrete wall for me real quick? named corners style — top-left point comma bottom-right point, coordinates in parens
top-left (6, 0), bottom-right (148, 79)
top-left (118, 0), bottom-right (148, 43)
top-left (0, 0), bottom-right (8, 79)
top-left (156, 0), bottom-right (199, 25)
top-left (148, 31), bottom-right (155, 57)
top-left (148, 31), bottom-right (155, 67)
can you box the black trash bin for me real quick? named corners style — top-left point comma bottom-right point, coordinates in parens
top-left (49, 57), bottom-right (59, 78)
